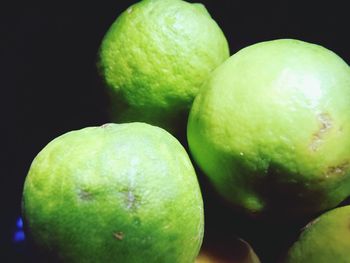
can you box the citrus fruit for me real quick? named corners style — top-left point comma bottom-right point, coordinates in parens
top-left (22, 122), bottom-right (204, 263)
top-left (284, 205), bottom-right (350, 263)
top-left (196, 238), bottom-right (260, 263)
top-left (187, 39), bottom-right (350, 218)
top-left (98, 0), bottom-right (229, 134)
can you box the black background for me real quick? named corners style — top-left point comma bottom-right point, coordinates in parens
top-left (3, 0), bottom-right (349, 262)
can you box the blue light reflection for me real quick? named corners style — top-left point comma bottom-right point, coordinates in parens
top-left (13, 217), bottom-right (26, 243)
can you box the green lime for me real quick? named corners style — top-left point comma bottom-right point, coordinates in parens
top-left (22, 122), bottom-right (204, 263)
top-left (98, 0), bottom-right (229, 134)
top-left (187, 39), bottom-right (350, 218)
top-left (284, 205), bottom-right (350, 263)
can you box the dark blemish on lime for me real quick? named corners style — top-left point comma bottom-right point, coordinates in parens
top-left (120, 188), bottom-right (141, 211)
top-left (310, 112), bottom-right (332, 151)
top-left (326, 161), bottom-right (350, 177)
top-left (114, 232), bottom-right (124, 240)
top-left (78, 189), bottom-right (93, 201)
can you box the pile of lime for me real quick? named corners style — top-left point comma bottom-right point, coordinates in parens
top-left (22, 0), bottom-right (350, 262)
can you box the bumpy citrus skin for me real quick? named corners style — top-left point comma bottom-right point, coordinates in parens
top-left (22, 123), bottom-right (204, 263)
top-left (98, 0), bottom-right (229, 133)
top-left (284, 205), bottom-right (350, 263)
top-left (188, 39), bottom-right (350, 218)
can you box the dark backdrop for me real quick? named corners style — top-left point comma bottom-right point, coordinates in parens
top-left (3, 0), bottom-right (349, 262)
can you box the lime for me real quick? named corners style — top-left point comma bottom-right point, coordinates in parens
top-left (98, 0), bottom-right (229, 134)
top-left (196, 238), bottom-right (260, 263)
top-left (22, 123), bottom-right (204, 263)
top-left (187, 39), bottom-right (350, 218)
top-left (284, 205), bottom-right (350, 263)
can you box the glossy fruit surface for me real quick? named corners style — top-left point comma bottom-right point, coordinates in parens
top-left (188, 39), bottom-right (350, 218)
top-left (23, 122), bottom-right (204, 263)
top-left (284, 205), bottom-right (350, 263)
top-left (98, 0), bottom-right (229, 133)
